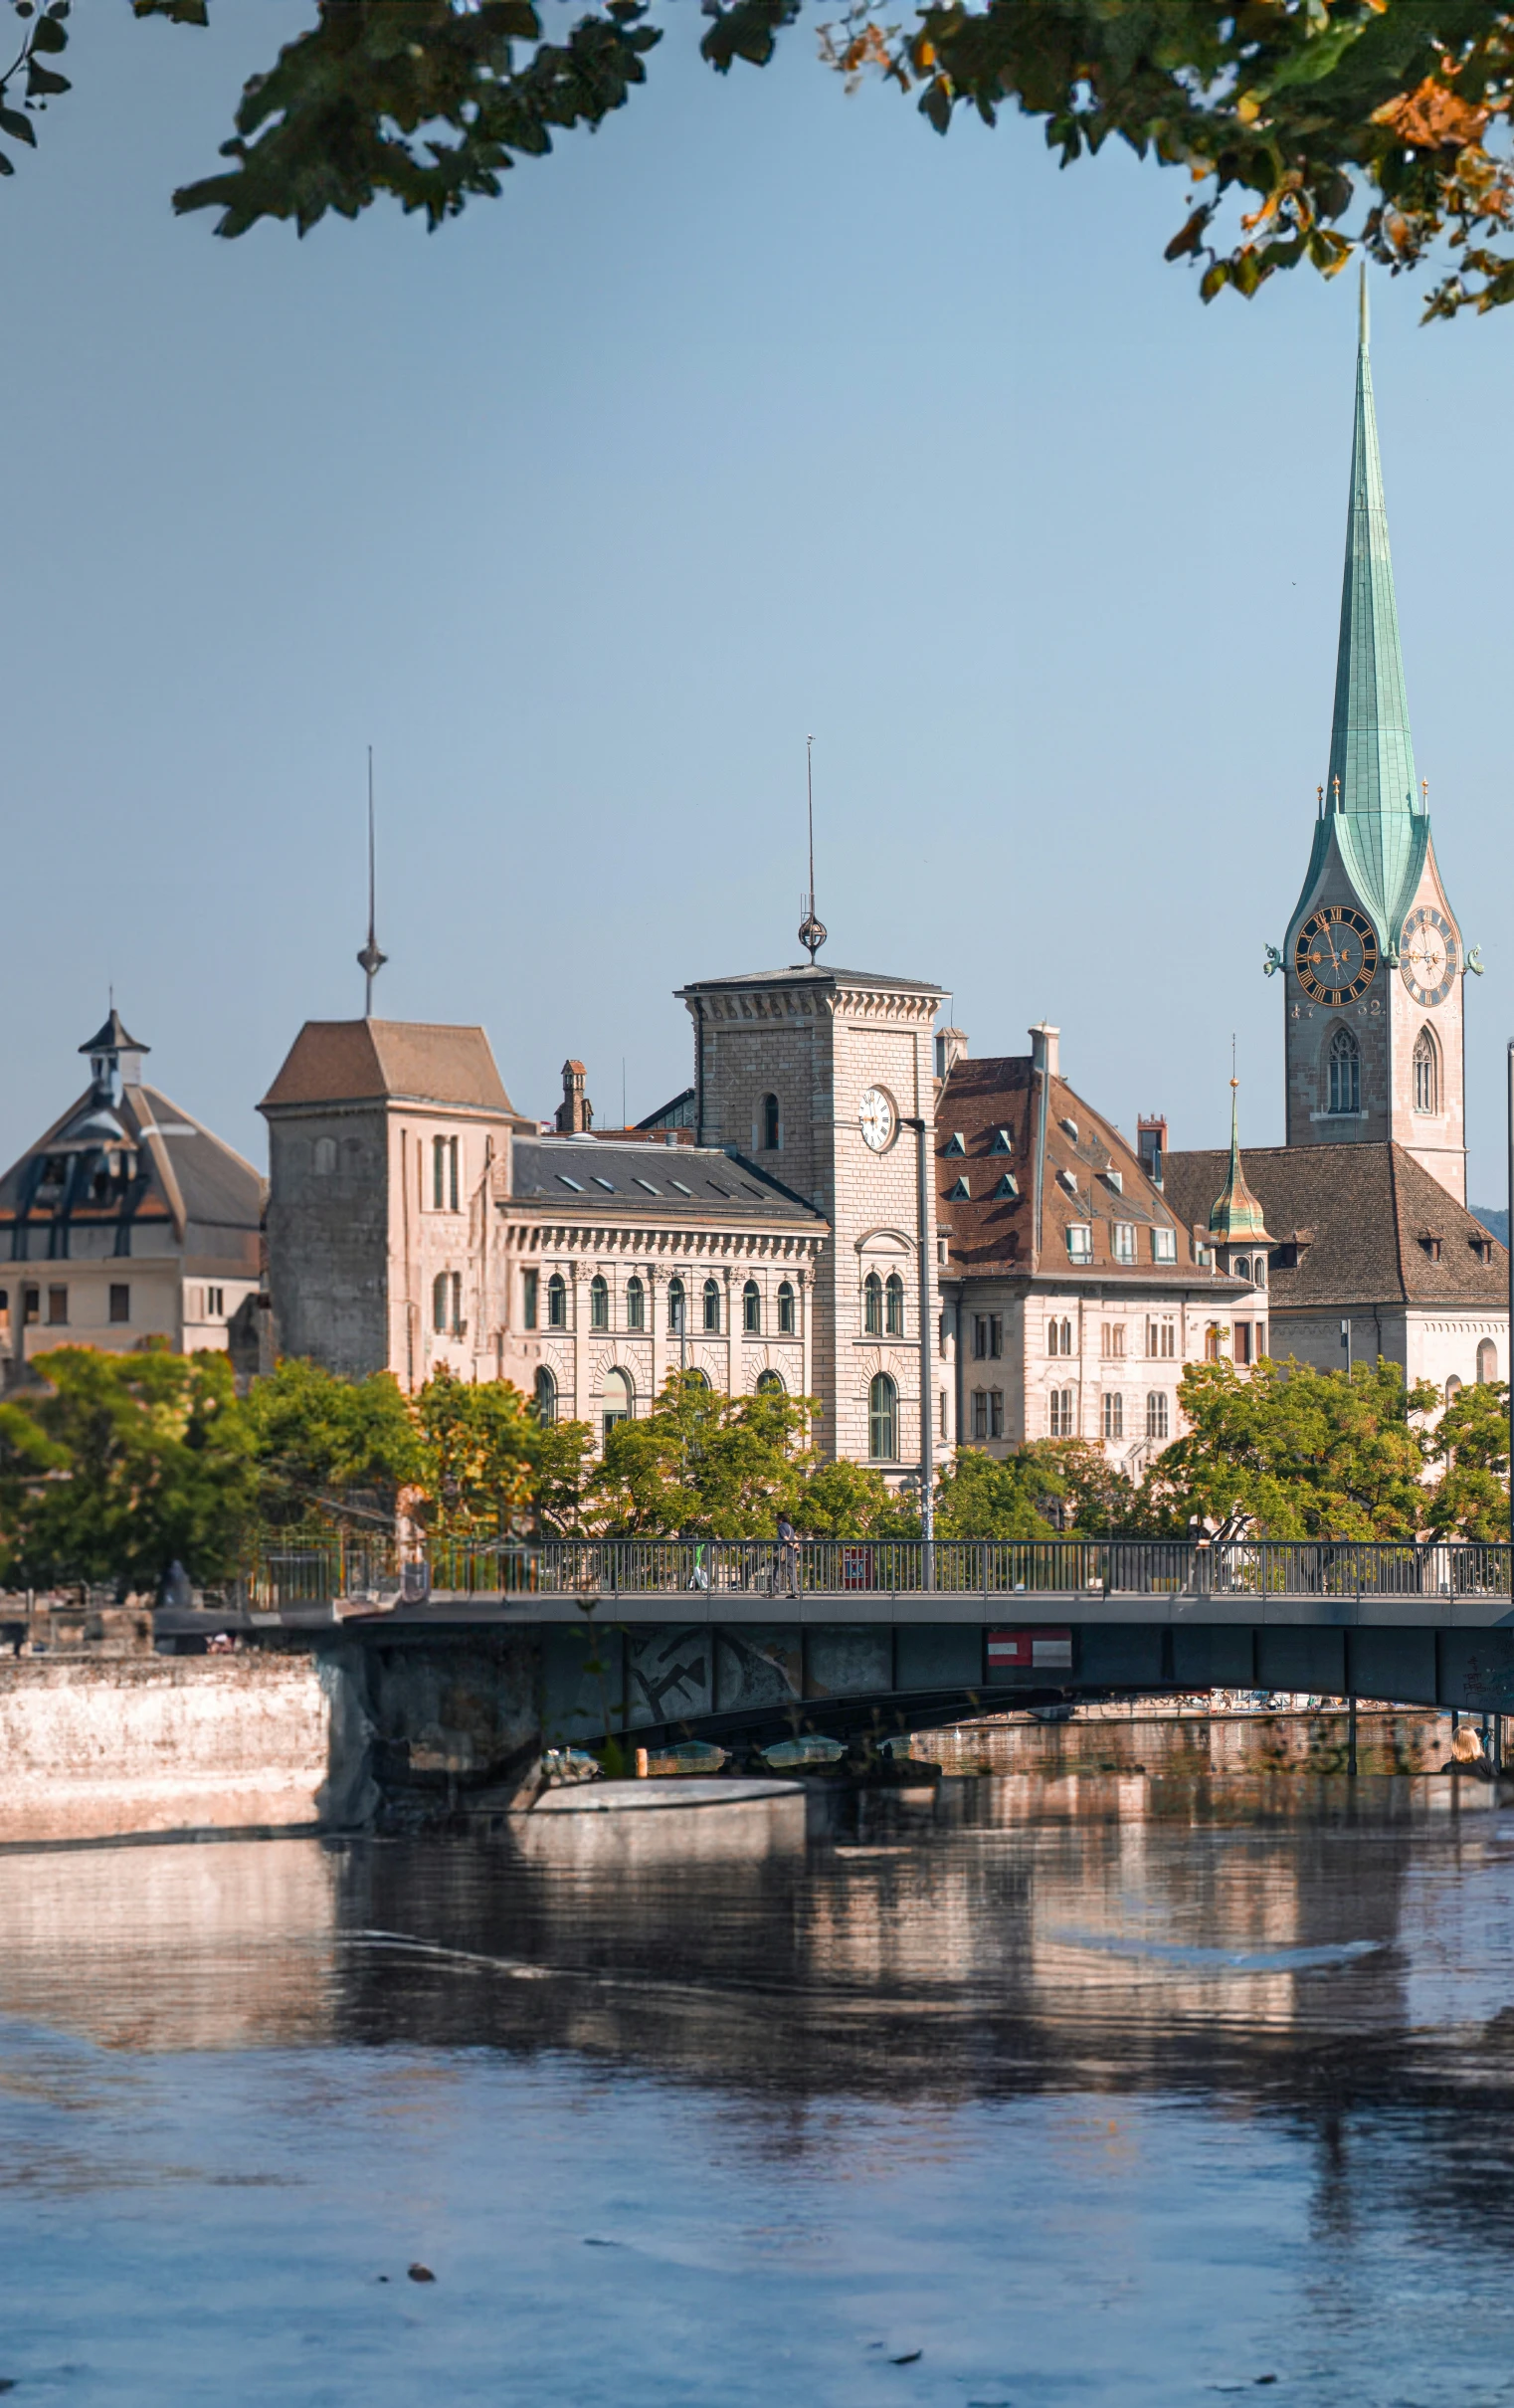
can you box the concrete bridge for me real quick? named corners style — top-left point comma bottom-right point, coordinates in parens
top-left (157, 1537), bottom-right (1514, 1770)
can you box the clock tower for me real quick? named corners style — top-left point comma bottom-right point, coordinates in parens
top-left (1277, 273), bottom-right (1471, 1204)
top-left (676, 956), bottom-right (946, 1473)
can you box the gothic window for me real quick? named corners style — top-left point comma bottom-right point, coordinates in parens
top-left (603, 1366), bottom-right (633, 1437)
top-left (863, 1272), bottom-right (883, 1335)
top-left (756, 1368), bottom-right (785, 1396)
top-left (743, 1279), bottom-right (761, 1334)
top-left (762, 1093), bottom-right (780, 1151)
top-left (626, 1276), bottom-right (646, 1330)
top-left (1102, 1393), bottom-right (1124, 1440)
top-left (1326, 1026), bottom-right (1360, 1115)
top-left (777, 1280), bottom-right (796, 1334)
top-left (1146, 1391), bottom-right (1170, 1440)
top-left (547, 1273), bottom-right (567, 1329)
top-left (702, 1278), bottom-right (721, 1332)
top-left (1048, 1387), bottom-right (1075, 1438)
top-left (534, 1365), bottom-right (557, 1424)
top-left (1478, 1338), bottom-right (1498, 1385)
top-left (1048, 1316), bottom-right (1073, 1357)
top-left (432, 1273), bottom-right (448, 1334)
top-left (667, 1277), bottom-right (685, 1333)
top-left (885, 1274), bottom-right (905, 1336)
top-left (868, 1372), bottom-right (898, 1461)
top-left (1413, 1026), bottom-right (1439, 1113)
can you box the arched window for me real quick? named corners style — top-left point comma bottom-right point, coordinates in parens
top-left (863, 1272), bottom-right (883, 1335)
top-left (1253, 1255), bottom-right (1267, 1289)
top-left (777, 1280), bottom-right (796, 1334)
top-left (1445, 1373), bottom-right (1463, 1406)
top-left (626, 1276), bottom-right (645, 1330)
top-left (589, 1275), bottom-right (609, 1330)
top-left (1102, 1392), bottom-right (1124, 1440)
top-left (868, 1372), bottom-right (898, 1460)
top-left (1049, 1387), bottom-right (1075, 1438)
top-left (756, 1368), bottom-right (786, 1396)
top-left (702, 1278), bottom-right (721, 1332)
top-left (1327, 1026), bottom-right (1360, 1115)
top-left (603, 1366), bottom-right (633, 1436)
top-left (1234, 1258), bottom-right (1250, 1284)
top-left (682, 1367), bottom-right (710, 1391)
top-left (885, 1273), bottom-right (905, 1336)
top-left (1477, 1338), bottom-right (1498, 1385)
top-left (313, 1136), bottom-right (337, 1176)
top-left (667, 1277), bottom-right (685, 1333)
top-left (534, 1365), bottom-right (557, 1424)
top-left (1414, 1026), bottom-right (1439, 1114)
top-left (1048, 1316), bottom-right (1073, 1358)
top-left (743, 1279), bottom-right (761, 1334)
top-left (432, 1272), bottom-right (449, 1334)
top-left (762, 1093), bottom-right (780, 1151)
top-left (1146, 1391), bottom-right (1169, 1440)
top-left (547, 1273), bottom-right (567, 1329)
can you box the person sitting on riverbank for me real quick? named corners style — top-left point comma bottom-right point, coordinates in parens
top-left (1438, 1724), bottom-right (1494, 1779)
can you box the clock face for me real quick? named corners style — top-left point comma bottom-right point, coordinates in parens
top-left (1400, 905), bottom-right (1458, 1006)
top-left (858, 1087), bottom-right (895, 1153)
top-left (1294, 905), bottom-right (1379, 1005)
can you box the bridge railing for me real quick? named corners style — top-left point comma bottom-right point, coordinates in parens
top-left (232, 1534), bottom-right (1513, 1610)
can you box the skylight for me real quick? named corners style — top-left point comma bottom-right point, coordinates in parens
top-left (555, 1174), bottom-right (584, 1193)
top-left (633, 1177), bottom-right (660, 1195)
top-left (669, 1178), bottom-right (691, 1196)
top-left (592, 1176), bottom-right (616, 1192)
top-left (707, 1181), bottom-right (730, 1198)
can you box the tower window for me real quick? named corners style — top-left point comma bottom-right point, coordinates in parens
top-left (762, 1094), bottom-right (780, 1151)
top-left (743, 1279), bottom-right (761, 1334)
top-left (777, 1280), bottom-right (795, 1334)
top-left (1327, 1026), bottom-right (1360, 1115)
top-left (1413, 1026), bottom-right (1439, 1114)
top-left (868, 1372), bottom-right (899, 1461)
top-left (885, 1273), bottom-right (905, 1336)
top-left (702, 1278), bottom-right (721, 1332)
top-left (590, 1275), bottom-right (609, 1330)
top-left (863, 1272), bottom-right (883, 1335)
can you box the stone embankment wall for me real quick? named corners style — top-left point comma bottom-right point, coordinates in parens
top-left (0, 1655), bottom-right (332, 1845)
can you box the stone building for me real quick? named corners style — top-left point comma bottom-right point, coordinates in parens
top-left (934, 1026), bottom-right (1264, 1477)
top-left (0, 1009), bottom-right (264, 1382)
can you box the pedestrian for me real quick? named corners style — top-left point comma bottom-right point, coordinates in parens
top-left (777, 1510), bottom-right (800, 1600)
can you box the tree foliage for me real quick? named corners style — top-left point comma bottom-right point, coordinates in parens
top-left (8, 3), bottom-right (1514, 320)
top-left (1424, 1375), bottom-right (1510, 1539)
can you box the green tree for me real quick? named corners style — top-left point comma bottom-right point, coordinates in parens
top-left (10, 4), bottom-right (1514, 321)
top-left (0, 1342), bottom-right (257, 1588)
top-left (1425, 1376), bottom-right (1510, 1540)
top-left (1146, 1354), bottom-right (1437, 1538)
top-left (796, 1456), bottom-right (919, 1539)
top-left (592, 1370), bottom-right (816, 1536)
top-left (934, 1445), bottom-right (1059, 1540)
top-left (243, 1355), bottom-right (422, 1530)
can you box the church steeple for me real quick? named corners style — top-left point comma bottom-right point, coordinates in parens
top-left (1209, 1078), bottom-right (1271, 1250)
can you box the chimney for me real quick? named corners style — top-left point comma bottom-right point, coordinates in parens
top-left (1138, 1114), bottom-right (1167, 1189)
top-left (1029, 1023), bottom-right (1059, 1080)
top-left (934, 1027), bottom-right (969, 1080)
top-left (556, 1059), bottom-right (593, 1134)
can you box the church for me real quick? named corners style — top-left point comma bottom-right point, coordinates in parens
top-left (258, 274), bottom-right (1505, 1480)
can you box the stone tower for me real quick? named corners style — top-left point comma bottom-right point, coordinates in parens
top-left (1279, 273), bottom-right (1470, 1203)
top-left (674, 960), bottom-right (945, 1474)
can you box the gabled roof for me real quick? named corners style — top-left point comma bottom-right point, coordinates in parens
top-left (260, 1019), bottom-right (525, 1118)
top-left (502, 1136), bottom-right (824, 1226)
top-left (1163, 1142), bottom-right (1506, 1310)
top-left (937, 1053), bottom-right (1200, 1283)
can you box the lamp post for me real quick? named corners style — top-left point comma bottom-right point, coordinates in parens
top-left (902, 1115), bottom-right (935, 1588)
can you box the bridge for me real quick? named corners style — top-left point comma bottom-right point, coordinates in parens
top-left (162, 1537), bottom-right (1514, 1762)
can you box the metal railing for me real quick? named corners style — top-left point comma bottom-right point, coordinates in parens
top-left (230, 1534), bottom-right (1514, 1611)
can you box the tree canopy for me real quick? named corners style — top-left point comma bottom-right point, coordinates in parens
top-left (5, 4), bottom-right (1514, 318)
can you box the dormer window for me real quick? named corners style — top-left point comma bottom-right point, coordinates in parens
top-left (989, 1128), bottom-right (1013, 1155)
top-left (1101, 1170), bottom-right (1123, 1193)
top-left (1421, 1235), bottom-right (1442, 1262)
top-left (944, 1132), bottom-right (966, 1157)
top-left (1059, 1117), bottom-right (1079, 1143)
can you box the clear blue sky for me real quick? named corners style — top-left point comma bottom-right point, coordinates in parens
top-left (6, 5), bottom-right (1513, 1201)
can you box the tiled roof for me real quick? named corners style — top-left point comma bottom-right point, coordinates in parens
top-left (0, 1083), bottom-right (263, 1253)
top-left (261, 1019), bottom-right (524, 1117)
top-left (937, 1055), bottom-right (1198, 1282)
top-left (504, 1137), bottom-right (825, 1225)
top-left (1162, 1142), bottom-right (1507, 1309)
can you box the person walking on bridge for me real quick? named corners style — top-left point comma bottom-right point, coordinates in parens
top-left (777, 1511), bottom-right (800, 1601)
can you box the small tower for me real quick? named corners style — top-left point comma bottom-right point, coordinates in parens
top-left (1208, 1080), bottom-right (1272, 1276)
top-left (555, 1061), bottom-right (593, 1134)
top-left (79, 1007), bottom-right (149, 1104)
top-left (1280, 270), bottom-right (1467, 1201)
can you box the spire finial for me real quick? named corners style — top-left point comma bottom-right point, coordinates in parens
top-left (798, 732), bottom-right (827, 964)
top-left (1359, 254), bottom-right (1370, 351)
top-left (356, 745), bottom-right (388, 1017)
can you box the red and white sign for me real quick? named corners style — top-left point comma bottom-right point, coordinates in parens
top-left (987, 1627), bottom-right (1073, 1672)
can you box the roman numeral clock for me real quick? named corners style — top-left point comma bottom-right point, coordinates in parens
top-left (1293, 905), bottom-right (1378, 1007)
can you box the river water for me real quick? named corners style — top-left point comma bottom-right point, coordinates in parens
top-left (3, 1767), bottom-right (1514, 2406)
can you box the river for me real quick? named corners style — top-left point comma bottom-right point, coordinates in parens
top-left (3, 1763), bottom-right (1513, 2405)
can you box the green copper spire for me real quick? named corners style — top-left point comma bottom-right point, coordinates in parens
top-left (1322, 269), bottom-right (1425, 945)
top-left (1209, 1078), bottom-right (1271, 1246)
